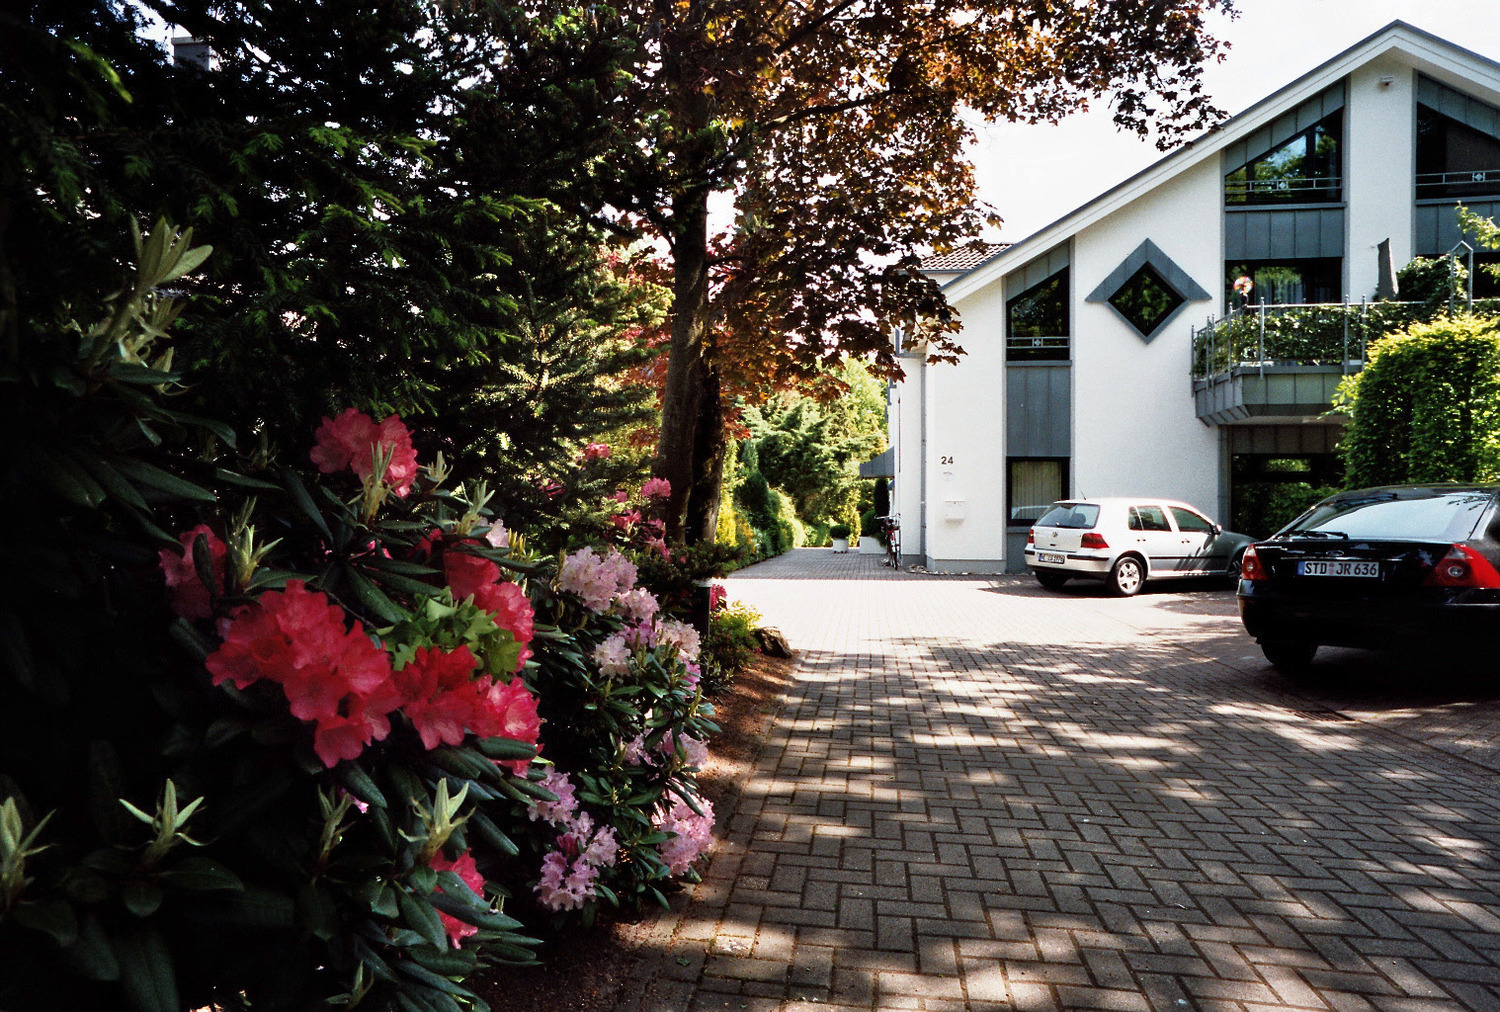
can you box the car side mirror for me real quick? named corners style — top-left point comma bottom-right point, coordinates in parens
top-left (1212, 523), bottom-right (1223, 535)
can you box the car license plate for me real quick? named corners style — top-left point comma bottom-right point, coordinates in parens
top-left (1298, 559), bottom-right (1380, 578)
top-left (1037, 553), bottom-right (1066, 565)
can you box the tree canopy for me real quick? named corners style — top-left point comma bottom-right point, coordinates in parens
top-left (471, 0), bottom-right (1239, 544)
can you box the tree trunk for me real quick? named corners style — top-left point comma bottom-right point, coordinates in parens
top-left (655, 28), bottom-right (725, 547)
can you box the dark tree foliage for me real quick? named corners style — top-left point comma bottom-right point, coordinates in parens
top-left (3, 1), bottom-right (655, 490)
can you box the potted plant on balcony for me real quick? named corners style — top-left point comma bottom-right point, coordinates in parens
top-left (829, 523), bottom-right (852, 552)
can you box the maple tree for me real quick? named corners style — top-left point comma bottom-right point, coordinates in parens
top-left (473, 0), bottom-right (1238, 544)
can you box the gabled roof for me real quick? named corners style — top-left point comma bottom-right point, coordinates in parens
top-left (940, 21), bottom-right (1500, 303)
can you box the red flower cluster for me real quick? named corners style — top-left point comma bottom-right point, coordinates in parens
top-left (206, 581), bottom-right (398, 767)
top-left (429, 849), bottom-right (486, 947)
top-left (444, 551), bottom-right (535, 672)
top-left (311, 409), bottom-right (419, 495)
top-left (393, 645), bottom-right (541, 765)
top-left (158, 524), bottom-right (227, 621)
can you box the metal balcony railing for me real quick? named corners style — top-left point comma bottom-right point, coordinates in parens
top-left (1224, 176), bottom-right (1343, 204)
top-left (1190, 297), bottom-right (1500, 381)
top-left (1415, 169), bottom-right (1500, 200)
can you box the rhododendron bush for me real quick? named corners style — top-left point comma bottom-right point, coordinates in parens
top-left (0, 225), bottom-right (719, 1012)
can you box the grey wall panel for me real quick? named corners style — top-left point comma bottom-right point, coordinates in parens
top-left (1415, 199), bottom-right (1500, 255)
top-left (1005, 365), bottom-right (1071, 457)
top-left (1004, 244), bottom-right (1070, 296)
top-left (1224, 83), bottom-right (1346, 171)
top-left (1419, 75), bottom-right (1500, 139)
top-left (1228, 424), bottom-right (1344, 455)
top-left (1225, 208), bottom-right (1345, 260)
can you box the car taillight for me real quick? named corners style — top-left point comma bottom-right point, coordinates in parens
top-left (1080, 532), bottom-right (1109, 550)
top-left (1026, 529), bottom-right (1035, 545)
top-left (1240, 545), bottom-right (1268, 582)
top-left (1422, 544), bottom-right (1500, 588)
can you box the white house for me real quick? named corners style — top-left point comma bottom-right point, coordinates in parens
top-left (892, 21), bottom-right (1500, 572)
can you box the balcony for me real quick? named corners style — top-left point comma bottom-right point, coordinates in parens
top-left (1191, 298), bottom-right (1500, 425)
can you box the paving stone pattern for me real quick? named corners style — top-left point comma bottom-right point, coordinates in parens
top-left (615, 549), bottom-right (1500, 1012)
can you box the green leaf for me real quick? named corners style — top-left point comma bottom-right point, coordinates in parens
top-left (71, 452), bottom-right (149, 511)
top-left (105, 361), bottom-right (181, 385)
top-left (345, 567), bottom-right (408, 624)
top-left (465, 813), bottom-right (518, 857)
top-left (427, 892), bottom-right (523, 932)
top-left (296, 882), bottom-right (339, 940)
top-left (14, 898), bottom-right (79, 945)
top-left (217, 887), bottom-right (296, 928)
top-left (123, 880), bottom-right (165, 917)
top-left (281, 468), bottom-right (333, 542)
top-left (472, 737), bottom-right (538, 761)
top-left (337, 764), bottom-right (388, 809)
top-left (65, 913), bottom-right (120, 981)
top-left (111, 457), bottom-right (216, 502)
top-left (159, 856), bottom-right (243, 892)
top-left (43, 452), bottom-right (106, 508)
top-left (396, 889), bottom-right (448, 951)
top-left (114, 926), bottom-right (179, 1012)
top-left (410, 946), bottom-right (478, 976)
top-left (356, 879), bottom-right (399, 918)
top-left (395, 959), bottom-right (468, 995)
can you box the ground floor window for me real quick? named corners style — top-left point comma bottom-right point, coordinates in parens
top-left (1225, 258), bottom-right (1342, 307)
top-left (1008, 457), bottom-right (1068, 527)
top-left (1229, 454), bottom-right (1343, 538)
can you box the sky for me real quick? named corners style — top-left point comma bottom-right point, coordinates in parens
top-left (971, 0), bottom-right (1500, 243)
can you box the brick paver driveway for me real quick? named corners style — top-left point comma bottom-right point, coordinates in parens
top-left (616, 549), bottom-right (1500, 1012)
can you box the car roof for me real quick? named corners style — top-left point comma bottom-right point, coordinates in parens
top-left (1051, 497), bottom-right (1206, 510)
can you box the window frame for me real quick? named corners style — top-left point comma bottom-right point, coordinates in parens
top-left (1006, 269), bottom-right (1070, 362)
top-left (1007, 457), bottom-right (1069, 528)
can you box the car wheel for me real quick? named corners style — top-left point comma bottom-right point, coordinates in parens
top-left (1259, 639), bottom-right (1317, 671)
top-left (1226, 548), bottom-right (1246, 583)
top-left (1035, 570), bottom-right (1069, 591)
top-left (1107, 556), bottom-right (1145, 597)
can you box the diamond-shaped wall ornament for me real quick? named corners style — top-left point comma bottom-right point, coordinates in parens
top-left (1085, 239), bottom-right (1211, 343)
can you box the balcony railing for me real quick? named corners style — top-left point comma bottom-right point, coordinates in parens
top-left (1416, 169), bottom-right (1500, 200)
top-left (1191, 297), bottom-right (1500, 381)
top-left (1224, 176), bottom-right (1343, 205)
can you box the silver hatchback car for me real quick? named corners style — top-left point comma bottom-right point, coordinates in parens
top-left (1025, 498), bottom-right (1254, 596)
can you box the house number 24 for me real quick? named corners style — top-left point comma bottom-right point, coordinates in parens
top-left (940, 456), bottom-right (954, 465)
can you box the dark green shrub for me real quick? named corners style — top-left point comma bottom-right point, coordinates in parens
top-left (828, 523), bottom-right (852, 540)
top-left (700, 604), bottom-right (762, 696)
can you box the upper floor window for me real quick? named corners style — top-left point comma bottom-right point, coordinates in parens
top-left (1416, 104), bottom-right (1500, 200)
top-left (1006, 268), bottom-right (1068, 361)
top-left (1225, 258), bottom-right (1342, 307)
top-left (1225, 112), bottom-right (1342, 206)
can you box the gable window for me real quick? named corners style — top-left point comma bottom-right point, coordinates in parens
top-left (1008, 458), bottom-right (1067, 527)
top-left (1416, 103), bottom-right (1500, 200)
top-left (1108, 264), bottom-right (1186, 337)
top-left (1006, 269), bottom-right (1069, 361)
top-left (1225, 258), bottom-right (1342, 306)
top-left (1225, 112), bottom-right (1342, 206)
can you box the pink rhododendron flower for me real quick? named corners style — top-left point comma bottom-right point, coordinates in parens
top-left (614, 588), bottom-right (659, 626)
top-left (640, 477), bottom-right (671, 500)
top-left (580, 442), bottom-right (611, 461)
top-left (310, 409), bottom-right (418, 496)
top-left (528, 770), bottom-right (579, 825)
top-left (557, 547), bottom-right (637, 613)
top-left (483, 522), bottom-right (510, 549)
top-left (611, 509), bottom-right (641, 531)
top-left (158, 524), bottom-right (227, 621)
top-left (430, 849), bottom-right (486, 947)
top-left (205, 580), bottom-right (398, 767)
top-left (655, 618), bottom-right (701, 665)
top-left (444, 551), bottom-right (535, 672)
top-left (610, 489), bottom-right (629, 503)
top-left (708, 584), bottom-right (726, 611)
top-left (533, 815), bottom-right (618, 912)
top-left (445, 551), bottom-right (502, 601)
top-left (656, 796), bottom-right (716, 876)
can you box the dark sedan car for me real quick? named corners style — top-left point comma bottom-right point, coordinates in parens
top-left (1237, 484), bottom-right (1500, 670)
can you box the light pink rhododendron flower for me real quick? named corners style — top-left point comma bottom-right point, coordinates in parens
top-left (483, 522), bottom-right (510, 549)
top-left (656, 796), bottom-right (715, 875)
top-left (655, 618), bottom-right (701, 665)
top-left (527, 770), bottom-right (579, 825)
top-left (158, 524), bottom-right (227, 620)
top-left (614, 587), bottom-right (659, 625)
top-left (429, 849), bottom-right (486, 947)
top-left (310, 409), bottom-right (418, 495)
top-left (557, 547), bottom-right (637, 613)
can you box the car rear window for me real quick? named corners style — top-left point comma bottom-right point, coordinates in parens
top-left (1036, 503), bottom-right (1100, 529)
top-left (1284, 490), bottom-right (1495, 541)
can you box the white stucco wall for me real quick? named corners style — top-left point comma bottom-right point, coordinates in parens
top-left (1071, 159), bottom-right (1224, 519)
top-left (918, 283), bottom-right (1009, 569)
top-left (891, 349), bottom-right (924, 558)
top-left (1347, 55), bottom-right (1417, 297)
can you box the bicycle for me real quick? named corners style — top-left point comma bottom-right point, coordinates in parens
top-left (878, 514), bottom-right (900, 569)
